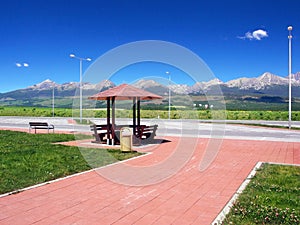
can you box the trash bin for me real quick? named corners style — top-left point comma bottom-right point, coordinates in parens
top-left (120, 127), bottom-right (132, 152)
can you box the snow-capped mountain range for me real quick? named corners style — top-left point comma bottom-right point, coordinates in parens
top-left (136, 72), bottom-right (300, 95)
top-left (26, 72), bottom-right (300, 93)
top-left (1, 72), bottom-right (300, 102)
top-left (28, 79), bottom-right (115, 91)
top-left (226, 72), bottom-right (295, 90)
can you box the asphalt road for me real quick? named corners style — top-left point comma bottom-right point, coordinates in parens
top-left (0, 116), bottom-right (300, 142)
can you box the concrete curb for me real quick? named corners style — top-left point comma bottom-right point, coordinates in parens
top-left (211, 161), bottom-right (263, 225)
top-left (211, 162), bottom-right (300, 225)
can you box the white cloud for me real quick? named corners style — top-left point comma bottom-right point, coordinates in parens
top-left (238, 29), bottom-right (268, 40)
top-left (252, 29), bottom-right (268, 40)
top-left (16, 62), bottom-right (29, 67)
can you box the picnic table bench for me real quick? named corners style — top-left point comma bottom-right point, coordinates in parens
top-left (138, 124), bottom-right (158, 141)
top-left (29, 122), bottom-right (55, 134)
top-left (90, 124), bottom-right (112, 144)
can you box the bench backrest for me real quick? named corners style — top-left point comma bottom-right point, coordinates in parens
top-left (29, 122), bottom-right (49, 126)
top-left (142, 125), bottom-right (158, 132)
top-left (90, 124), bottom-right (111, 131)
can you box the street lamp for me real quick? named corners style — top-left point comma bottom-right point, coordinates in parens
top-left (52, 84), bottom-right (55, 117)
top-left (166, 71), bottom-right (171, 120)
top-left (288, 26), bottom-right (293, 129)
top-left (70, 54), bottom-right (92, 123)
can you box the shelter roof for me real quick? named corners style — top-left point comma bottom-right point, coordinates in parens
top-left (88, 83), bottom-right (163, 100)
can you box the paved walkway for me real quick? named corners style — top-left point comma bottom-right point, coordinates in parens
top-left (0, 134), bottom-right (299, 224)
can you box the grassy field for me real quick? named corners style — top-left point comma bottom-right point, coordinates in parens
top-left (0, 130), bottom-right (142, 194)
top-left (1, 106), bottom-right (300, 121)
top-left (222, 164), bottom-right (300, 225)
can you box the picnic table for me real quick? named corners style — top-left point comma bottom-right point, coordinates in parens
top-left (90, 124), bottom-right (158, 145)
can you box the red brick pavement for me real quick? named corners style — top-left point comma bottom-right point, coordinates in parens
top-left (0, 134), bottom-right (299, 225)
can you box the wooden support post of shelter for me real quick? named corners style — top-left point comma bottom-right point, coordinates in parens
top-left (112, 96), bottom-right (116, 145)
top-left (106, 97), bottom-right (110, 145)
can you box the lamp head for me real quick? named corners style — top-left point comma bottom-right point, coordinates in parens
top-left (86, 58), bottom-right (92, 61)
top-left (288, 26), bottom-right (293, 31)
top-left (69, 54), bottom-right (75, 58)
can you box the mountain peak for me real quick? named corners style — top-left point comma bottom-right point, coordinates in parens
top-left (204, 78), bottom-right (223, 85)
top-left (259, 72), bottom-right (276, 79)
top-left (133, 79), bottom-right (163, 88)
top-left (29, 79), bottom-right (58, 89)
top-left (94, 80), bottom-right (116, 90)
top-left (258, 72), bottom-right (286, 85)
top-left (291, 72), bottom-right (300, 81)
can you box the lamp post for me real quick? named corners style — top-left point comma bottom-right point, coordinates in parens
top-left (288, 26), bottom-right (293, 129)
top-left (70, 54), bottom-right (92, 123)
top-left (166, 71), bottom-right (171, 120)
top-left (52, 84), bottom-right (55, 117)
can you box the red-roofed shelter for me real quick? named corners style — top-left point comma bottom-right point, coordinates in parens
top-left (88, 84), bottom-right (162, 145)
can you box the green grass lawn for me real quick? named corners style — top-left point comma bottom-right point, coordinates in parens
top-left (0, 130), bottom-right (142, 194)
top-left (222, 163), bottom-right (300, 225)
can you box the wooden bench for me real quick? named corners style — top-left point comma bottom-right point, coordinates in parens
top-left (90, 124), bottom-right (120, 144)
top-left (29, 122), bottom-right (54, 134)
top-left (139, 125), bottom-right (158, 141)
top-left (90, 124), bottom-right (109, 143)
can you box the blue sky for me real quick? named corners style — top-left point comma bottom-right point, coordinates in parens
top-left (1, 0), bottom-right (300, 92)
